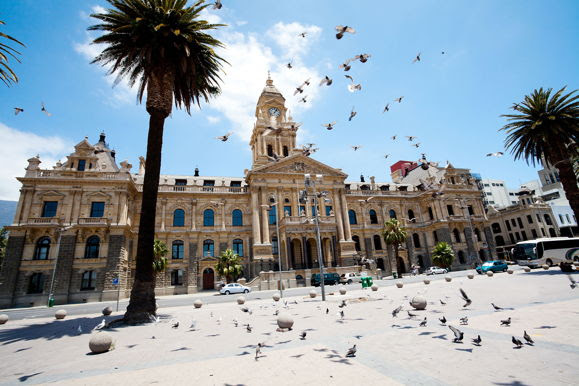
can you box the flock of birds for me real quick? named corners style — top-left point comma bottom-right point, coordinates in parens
top-left (12, 103), bottom-right (52, 117)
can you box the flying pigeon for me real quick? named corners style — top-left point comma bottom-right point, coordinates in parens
top-left (419, 317), bottom-right (427, 327)
top-left (189, 320), bottom-right (197, 330)
top-left (322, 122), bottom-right (336, 130)
top-left (511, 103), bottom-right (520, 110)
top-left (568, 275), bottom-right (577, 289)
top-left (486, 152), bottom-right (504, 157)
top-left (347, 83), bottom-right (362, 92)
top-left (319, 75), bottom-right (333, 86)
top-left (299, 96), bottom-right (307, 103)
top-left (345, 344), bottom-right (357, 357)
top-left (406, 136), bottom-right (417, 141)
top-left (491, 303), bottom-right (503, 311)
top-left (351, 145), bottom-right (362, 151)
top-left (216, 132), bottom-right (233, 142)
top-left (294, 79), bottom-right (311, 95)
top-left (460, 316), bottom-right (469, 325)
top-left (384, 154), bottom-right (390, 159)
top-left (298, 32), bottom-right (307, 38)
top-left (500, 317), bottom-right (512, 326)
top-left (339, 56), bottom-right (357, 71)
top-left (383, 104), bottom-right (390, 113)
top-left (41, 102), bottom-right (52, 116)
top-left (472, 335), bottom-right (482, 346)
top-left (345, 74), bottom-right (354, 82)
top-left (287, 60), bottom-right (293, 69)
top-left (212, 0), bottom-right (222, 9)
top-left (512, 336), bottom-right (523, 348)
top-left (459, 288), bottom-right (472, 308)
top-left (523, 330), bottom-right (534, 344)
top-left (14, 107), bottom-right (24, 115)
top-left (93, 319), bottom-right (106, 331)
top-left (394, 96), bottom-right (404, 103)
top-left (449, 325), bottom-right (464, 343)
top-left (412, 52), bottom-right (421, 63)
top-left (392, 305), bottom-right (403, 317)
top-left (391, 135), bottom-right (397, 140)
top-left (335, 25), bottom-right (356, 39)
top-left (300, 331), bottom-right (307, 340)
top-left (439, 316), bottom-right (447, 325)
top-left (355, 53), bottom-right (371, 63)
top-left (348, 107), bottom-right (357, 121)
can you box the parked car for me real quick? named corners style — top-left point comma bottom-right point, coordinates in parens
top-left (311, 273), bottom-right (341, 286)
top-left (340, 272), bottom-right (368, 284)
top-left (476, 260), bottom-right (508, 274)
top-left (425, 266), bottom-right (448, 275)
top-left (219, 283), bottom-right (251, 295)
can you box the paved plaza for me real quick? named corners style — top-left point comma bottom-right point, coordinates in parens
top-left (0, 269), bottom-right (578, 385)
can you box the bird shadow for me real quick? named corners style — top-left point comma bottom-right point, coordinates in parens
top-left (205, 334), bottom-right (220, 337)
top-left (275, 340), bottom-right (292, 345)
top-left (236, 351), bottom-right (251, 356)
top-left (290, 353), bottom-right (305, 358)
top-left (325, 353), bottom-right (341, 359)
top-left (418, 331), bottom-right (434, 336)
top-left (493, 380), bottom-right (530, 386)
top-left (171, 347), bottom-right (191, 352)
top-left (535, 325), bottom-right (556, 329)
top-left (261, 332), bottom-right (272, 336)
top-left (18, 372), bottom-right (42, 382)
top-left (301, 316), bottom-right (313, 319)
top-left (432, 334), bottom-right (448, 340)
top-left (398, 326), bottom-right (416, 330)
top-left (429, 310), bottom-right (443, 314)
top-left (303, 328), bottom-right (317, 332)
top-left (14, 347), bottom-right (31, 353)
top-left (313, 348), bottom-right (328, 352)
top-left (239, 344), bottom-right (255, 348)
top-left (125, 344), bottom-right (138, 349)
top-left (455, 348), bottom-right (473, 353)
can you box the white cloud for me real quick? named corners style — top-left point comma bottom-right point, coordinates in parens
top-left (0, 123), bottom-right (72, 201)
top-left (267, 22), bottom-right (322, 60)
top-left (206, 115), bottom-right (221, 124)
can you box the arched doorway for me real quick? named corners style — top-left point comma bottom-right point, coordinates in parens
top-left (396, 256), bottom-right (407, 274)
top-left (377, 258), bottom-right (385, 270)
top-left (417, 255), bottom-right (424, 270)
top-left (306, 238), bottom-right (317, 268)
top-left (202, 268), bottom-right (214, 290)
top-left (291, 239), bottom-right (303, 268)
top-left (478, 249), bottom-right (486, 261)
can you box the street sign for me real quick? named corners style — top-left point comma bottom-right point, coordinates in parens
top-left (112, 278), bottom-right (119, 285)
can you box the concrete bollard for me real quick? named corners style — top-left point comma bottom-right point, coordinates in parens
top-left (0, 314), bottom-right (8, 324)
top-left (410, 296), bottom-right (427, 310)
top-left (339, 287), bottom-right (347, 295)
top-left (237, 296), bottom-right (245, 305)
top-left (371, 284), bottom-right (379, 291)
top-left (193, 299), bottom-right (203, 308)
top-left (55, 309), bottom-right (67, 320)
top-left (486, 271), bottom-right (494, 277)
top-left (102, 306), bottom-right (112, 316)
top-left (309, 290), bottom-right (317, 298)
top-left (89, 332), bottom-right (113, 354)
top-left (523, 266), bottom-right (531, 272)
top-left (396, 281), bottom-right (404, 288)
top-left (507, 269), bottom-right (514, 274)
top-left (272, 293), bottom-right (281, 302)
top-left (445, 276), bottom-right (452, 282)
top-left (467, 274), bottom-right (474, 279)
top-left (423, 279), bottom-right (430, 285)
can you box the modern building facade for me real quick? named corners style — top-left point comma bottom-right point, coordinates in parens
top-left (0, 77), bottom-right (494, 307)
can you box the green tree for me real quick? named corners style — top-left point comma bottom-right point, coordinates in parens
top-left (382, 218), bottom-right (408, 275)
top-left (0, 20), bottom-right (25, 86)
top-left (501, 87), bottom-right (579, 221)
top-left (0, 227), bottom-right (7, 267)
top-left (89, 0), bottom-right (226, 323)
top-left (152, 239), bottom-right (168, 277)
top-left (432, 242), bottom-right (454, 269)
top-left (215, 249), bottom-right (243, 284)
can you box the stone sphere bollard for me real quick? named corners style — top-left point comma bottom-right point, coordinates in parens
top-left (507, 269), bottom-right (514, 274)
top-left (423, 279), bottom-right (430, 285)
top-left (396, 281), bottom-right (404, 288)
top-left (339, 287), bottom-right (347, 295)
top-left (523, 266), bottom-right (531, 272)
top-left (309, 290), bottom-right (317, 298)
top-left (237, 296), bottom-right (246, 305)
top-left (102, 306), bottom-right (112, 316)
top-left (410, 296), bottom-right (427, 310)
top-left (55, 309), bottom-right (67, 320)
top-left (272, 293), bottom-right (281, 302)
top-left (486, 271), bottom-right (494, 277)
top-left (89, 331), bottom-right (113, 354)
top-left (0, 314), bottom-right (8, 324)
top-left (371, 284), bottom-right (378, 291)
top-left (277, 313), bottom-right (294, 330)
top-left (467, 273), bottom-right (474, 279)
top-left (193, 299), bottom-right (203, 309)
top-left (542, 264), bottom-right (549, 270)
top-left (445, 276), bottom-right (452, 282)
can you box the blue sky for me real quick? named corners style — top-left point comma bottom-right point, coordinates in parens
top-left (0, 0), bottom-right (578, 200)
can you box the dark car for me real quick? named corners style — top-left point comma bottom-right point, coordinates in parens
top-left (311, 273), bottom-right (341, 286)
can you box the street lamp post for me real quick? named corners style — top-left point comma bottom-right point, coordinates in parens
top-left (305, 174), bottom-right (326, 301)
top-left (48, 224), bottom-right (73, 307)
top-left (269, 195), bottom-right (284, 298)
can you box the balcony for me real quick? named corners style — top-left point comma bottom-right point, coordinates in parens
top-left (78, 218), bottom-right (109, 226)
top-left (137, 185), bottom-right (248, 194)
top-left (28, 218), bottom-right (61, 225)
top-left (30, 170), bottom-right (129, 180)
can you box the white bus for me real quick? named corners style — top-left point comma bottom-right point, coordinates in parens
top-left (512, 237), bottom-right (579, 272)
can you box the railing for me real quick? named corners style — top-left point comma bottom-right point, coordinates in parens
top-left (28, 218), bottom-right (60, 225)
top-left (78, 218), bottom-right (109, 225)
top-left (280, 215), bottom-right (336, 226)
top-left (32, 170), bottom-right (129, 180)
top-left (136, 185), bottom-right (248, 194)
top-left (345, 188), bottom-right (417, 196)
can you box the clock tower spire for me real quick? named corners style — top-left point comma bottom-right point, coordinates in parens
top-left (249, 75), bottom-right (299, 168)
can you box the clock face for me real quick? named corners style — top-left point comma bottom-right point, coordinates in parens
top-left (268, 107), bottom-right (281, 117)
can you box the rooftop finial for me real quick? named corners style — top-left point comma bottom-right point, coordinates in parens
top-left (266, 71), bottom-right (273, 86)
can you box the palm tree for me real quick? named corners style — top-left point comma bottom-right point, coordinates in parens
top-left (0, 20), bottom-right (25, 86)
top-left (382, 218), bottom-right (408, 276)
top-left (89, 0), bottom-right (226, 323)
top-left (431, 242), bottom-right (454, 269)
top-left (215, 249), bottom-right (243, 284)
top-left (501, 87), bottom-right (579, 220)
top-left (152, 239), bottom-right (169, 284)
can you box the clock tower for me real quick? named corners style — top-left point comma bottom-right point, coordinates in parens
top-left (249, 75), bottom-right (299, 168)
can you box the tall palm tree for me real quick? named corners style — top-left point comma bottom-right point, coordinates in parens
top-left (431, 242), bottom-right (454, 269)
top-left (501, 87), bottom-right (579, 220)
top-left (152, 239), bottom-right (169, 284)
top-left (89, 0), bottom-right (226, 323)
top-left (0, 20), bottom-right (25, 86)
top-left (215, 248), bottom-right (243, 284)
top-left (382, 218), bottom-right (408, 276)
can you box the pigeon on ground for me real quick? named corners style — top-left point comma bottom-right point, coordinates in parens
top-left (392, 305), bottom-right (403, 318)
top-left (41, 102), bottom-right (52, 116)
top-left (412, 52), bottom-right (421, 63)
top-left (246, 324), bottom-right (253, 333)
top-left (472, 335), bottom-right (482, 346)
top-left (335, 25), bottom-right (356, 40)
top-left (439, 316), bottom-right (447, 325)
top-left (255, 342), bottom-right (262, 360)
top-left (440, 299), bottom-right (446, 305)
top-left (189, 320), bottom-right (197, 330)
top-left (274, 310), bottom-right (279, 316)
top-left (319, 76), bottom-right (333, 86)
top-left (512, 336), bottom-right (523, 348)
top-left (492, 303), bottom-right (503, 311)
top-left (93, 319), bottom-right (106, 331)
top-left (449, 325), bottom-right (464, 343)
top-left (14, 107), bottom-right (24, 115)
top-left (501, 317), bottom-right (512, 326)
top-left (568, 275), bottom-right (577, 289)
top-left (233, 319), bottom-right (239, 327)
top-left (339, 300), bottom-right (347, 308)
top-left (322, 121), bottom-right (337, 130)
top-left (419, 317), bottom-right (427, 327)
top-left (345, 344), bottom-right (357, 357)
top-left (339, 310), bottom-right (345, 319)
top-left (171, 320), bottom-right (180, 329)
top-left (241, 306), bottom-right (249, 313)
top-left (348, 107), bottom-right (357, 121)
top-left (216, 132), bottom-right (233, 142)
top-left (407, 311), bottom-right (418, 318)
top-left (460, 316), bottom-right (469, 325)
top-left (459, 288), bottom-right (472, 308)
top-left (326, 308), bottom-right (329, 314)
top-left (523, 330), bottom-right (534, 345)
top-left (300, 331), bottom-right (307, 340)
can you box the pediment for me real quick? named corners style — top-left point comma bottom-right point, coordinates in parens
top-left (37, 190), bottom-right (66, 198)
top-left (85, 191), bottom-right (112, 199)
top-left (249, 154), bottom-right (347, 178)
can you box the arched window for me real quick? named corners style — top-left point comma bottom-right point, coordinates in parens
top-left (413, 233), bottom-right (421, 248)
top-left (453, 229), bottom-right (461, 243)
top-left (407, 209), bottom-right (415, 222)
top-left (283, 146), bottom-right (289, 157)
top-left (81, 271), bottom-right (97, 290)
top-left (172, 240), bottom-right (184, 259)
top-left (492, 222), bottom-right (501, 233)
top-left (373, 235), bottom-right (382, 250)
top-left (267, 144), bottom-right (273, 157)
top-left (34, 237), bottom-right (51, 260)
top-left (28, 273), bottom-right (44, 294)
top-left (428, 207), bottom-right (434, 220)
top-left (369, 209), bottom-right (378, 224)
top-left (203, 209), bottom-right (214, 227)
top-left (433, 231), bottom-right (439, 243)
top-left (549, 228), bottom-right (556, 237)
top-left (232, 209), bottom-right (243, 226)
top-left (348, 210), bottom-right (358, 225)
top-left (173, 209), bottom-right (185, 227)
top-left (203, 239), bottom-right (214, 257)
top-left (389, 209), bottom-right (397, 219)
top-left (352, 235), bottom-right (361, 251)
top-left (458, 251), bottom-right (466, 264)
top-left (272, 237), bottom-right (278, 255)
top-left (233, 239), bottom-right (244, 256)
top-left (474, 228), bottom-right (481, 242)
top-left (269, 206), bottom-right (277, 225)
top-left (544, 214), bottom-right (553, 225)
top-left (84, 235), bottom-right (100, 258)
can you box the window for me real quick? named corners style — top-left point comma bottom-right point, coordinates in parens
top-left (544, 214), bottom-right (553, 225)
top-left (283, 146), bottom-right (289, 157)
top-left (468, 205), bottom-right (474, 216)
top-left (325, 206), bottom-right (332, 216)
top-left (90, 202), bottom-right (105, 218)
top-left (536, 214), bottom-right (542, 223)
top-left (230, 181), bottom-right (242, 187)
top-left (447, 205), bottom-right (454, 216)
top-left (284, 206), bottom-right (292, 217)
top-left (474, 228), bottom-right (481, 242)
top-left (506, 221), bottom-right (512, 231)
top-left (311, 206), bottom-right (317, 217)
top-left (369, 210), bottom-right (378, 224)
top-left (495, 235), bottom-right (505, 246)
top-left (348, 210), bottom-right (357, 225)
top-left (272, 237), bottom-right (278, 255)
top-left (269, 206), bottom-right (277, 225)
top-left (28, 273), bottom-right (44, 294)
top-left (233, 239), bottom-right (244, 257)
top-left (34, 237), bottom-right (51, 260)
top-left (267, 144), bottom-right (273, 157)
top-left (566, 214), bottom-right (571, 223)
top-left (517, 218), bottom-right (524, 228)
top-left (42, 201), bottom-right (58, 217)
top-left (433, 231), bottom-right (439, 243)
top-left (352, 235), bottom-right (361, 251)
top-left (203, 240), bottom-right (214, 257)
top-left (203, 209), bottom-right (214, 226)
top-left (203, 180), bottom-right (215, 186)
top-left (515, 232), bottom-right (521, 241)
top-left (453, 228), bottom-right (461, 243)
top-left (541, 228), bottom-right (546, 236)
top-left (81, 271), bottom-right (97, 290)
top-left (531, 229), bottom-right (538, 238)
top-left (389, 209), bottom-right (397, 219)
top-left (559, 214), bottom-right (565, 224)
top-left (492, 223), bottom-right (501, 233)
top-left (428, 207), bottom-right (434, 220)
top-left (407, 209), bottom-right (415, 222)
top-left (173, 209), bottom-right (185, 227)
top-left (171, 269), bottom-right (183, 286)
top-left (84, 235), bottom-right (100, 258)
top-left (521, 231), bottom-right (527, 240)
top-left (511, 219), bottom-right (517, 228)
top-left (458, 251), bottom-right (466, 264)
top-left (77, 159), bottom-right (86, 171)
top-left (172, 240), bottom-right (184, 259)
top-left (413, 233), bottom-right (421, 248)
top-left (231, 209), bottom-right (243, 226)
top-left (509, 233), bottom-right (515, 244)
top-left (299, 205), bottom-right (306, 216)
top-left (175, 179), bottom-right (187, 186)
top-left (527, 215), bottom-right (533, 224)
top-left (373, 235), bottom-right (382, 250)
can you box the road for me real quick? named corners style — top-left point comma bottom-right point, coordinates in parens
top-left (0, 268), bottom-right (512, 321)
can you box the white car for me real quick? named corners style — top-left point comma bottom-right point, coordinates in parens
top-left (219, 283), bottom-right (251, 295)
top-left (425, 266), bottom-right (448, 275)
top-left (340, 272), bottom-right (368, 284)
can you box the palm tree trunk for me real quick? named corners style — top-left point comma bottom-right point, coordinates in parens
top-left (552, 150), bottom-right (579, 223)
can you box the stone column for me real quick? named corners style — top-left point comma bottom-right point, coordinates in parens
top-left (261, 204), bottom-right (270, 244)
top-left (220, 202), bottom-right (226, 231)
top-left (333, 189), bottom-right (345, 241)
top-left (13, 189), bottom-right (26, 225)
top-left (340, 192), bottom-right (352, 241)
top-left (190, 199), bottom-right (197, 231)
top-left (160, 198), bottom-right (167, 231)
top-left (251, 190), bottom-right (261, 244)
top-left (20, 189), bottom-right (34, 224)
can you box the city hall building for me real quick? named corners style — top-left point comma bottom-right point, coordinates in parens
top-left (0, 77), bottom-right (494, 307)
